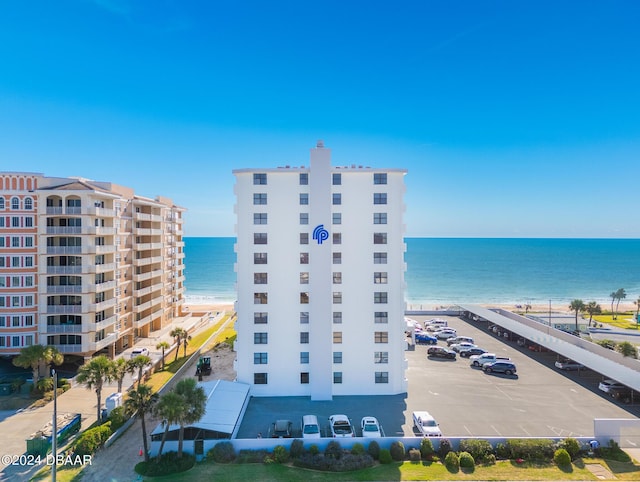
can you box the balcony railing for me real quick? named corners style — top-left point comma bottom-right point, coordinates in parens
top-left (46, 305), bottom-right (83, 314)
top-left (46, 285), bottom-right (84, 294)
top-left (50, 344), bottom-right (83, 354)
top-left (45, 324), bottom-right (83, 333)
top-left (44, 266), bottom-right (84, 275)
top-left (88, 332), bottom-right (118, 351)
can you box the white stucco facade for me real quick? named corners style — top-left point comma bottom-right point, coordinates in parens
top-left (233, 142), bottom-right (407, 399)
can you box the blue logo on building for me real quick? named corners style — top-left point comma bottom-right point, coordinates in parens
top-left (312, 224), bottom-right (329, 245)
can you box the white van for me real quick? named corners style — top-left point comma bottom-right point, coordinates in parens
top-left (301, 414), bottom-right (321, 439)
top-left (426, 319), bottom-right (448, 329)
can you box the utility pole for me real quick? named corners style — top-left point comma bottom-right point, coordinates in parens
top-left (52, 369), bottom-right (57, 482)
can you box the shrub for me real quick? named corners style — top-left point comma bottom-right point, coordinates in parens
top-left (208, 441), bottom-right (236, 463)
top-left (237, 449), bottom-right (269, 463)
top-left (444, 451), bottom-right (459, 472)
top-left (554, 448), bottom-right (571, 467)
top-left (367, 440), bottom-right (380, 460)
top-left (420, 438), bottom-right (435, 459)
top-left (325, 440), bottom-right (342, 459)
top-left (390, 441), bottom-right (406, 461)
top-left (273, 445), bottom-right (289, 464)
top-left (459, 451), bottom-right (475, 470)
top-left (438, 438), bottom-right (452, 458)
top-left (293, 453), bottom-right (374, 472)
top-left (506, 439), bottom-right (555, 461)
top-left (309, 444), bottom-right (319, 456)
top-left (290, 439), bottom-right (304, 459)
top-left (559, 438), bottom-right (581, 460)
top-left (107, 406), bottom-right (128, 431)
top-left (73, 422), bottom-right (112, 456)
top-left (379, 449), bottom-right (393, 464)
top-left (485, 453), bottom-right (497, 465)
top-left (351, 442), bottom-right (365, 455)
top-left (495, 442), bottom-right (510, 460)
top-left (136, 451), bottom-right (195, 477)
top-left (459, 439), bottom-right (493, 462)
top-left (409, 448), bottom-right (421, 462)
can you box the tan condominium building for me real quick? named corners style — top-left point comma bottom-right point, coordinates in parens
top-left (0, 172), bottom-right (186, 361)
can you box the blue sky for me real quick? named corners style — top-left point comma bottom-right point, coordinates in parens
top-left (1, 0), bottom-right (639, 237)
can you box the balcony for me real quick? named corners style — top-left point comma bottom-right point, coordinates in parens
top-left (86, 226), bottom-right (116, 236)
top-left (87, 263), bottom-right (116, 273)
top-left (88, 332), bottom-right (118, 352)
top-left (133, 227), bottom-right (163, 236)
top-left (45, 227), bottom-right (82, 235)
top-left (89, 298), bottom-right (117, 312)
top-left (95, 280), bottom-right (116, 292)
top-left (85, 206), bottom-right (116, 217)
top-left (92, 314), bottom-right (118, 331)
top-left (134, 314), bottom-right (151, 328)
top-left (46, 305), bottom-right (83, 314)
top-left (46, 285), bottom-right (84, 294)
top-left (133, 256), bottom-right (163, 267)
top-left (95, 245), bottom-right (116, 254)
top-left (46, 207), bottom-right (64, 215)
top-left (44, 266), bottom-right (84, 275)
top-left (134, 300), bottom-right (153, 313)
top-left (50, 344), bottom-right (83, 354)
top-left (135, 242), bottom-right (163, 251)
top-left (134, 282), bottom-right (163, 297)
top-left (45, 324), bottom-right (83, 333)
top-left (44, 246), bottom-right (82, 255)
top-left (133, 269), bottom-right (163, 282)
top-left (134, 212), bottom-right (162, 222)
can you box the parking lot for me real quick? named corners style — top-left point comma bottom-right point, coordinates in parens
top-left (237, 314), bottom-right (639, 440)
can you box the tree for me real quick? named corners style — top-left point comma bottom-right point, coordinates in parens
top-left (154, 391), bottom-right (186, 457)
top-left (156, 341), bottom-right (170, 370)
top-left (170, 328), bottom-right (189, 361)
top-left (585, 301), bottom-right (602, 327)
top-left (12, 345), bottom-right (64, 387)
top-left (174, 378), bottom-right (207, 457)
top-left (128, 355), bottom-right (152, 388)
top-left (182, 334), bottom-right (192, 358)
top-left (614, 288), bottom-right (627, 320)
top-left (616, 341), bottom-right (638, 359)
top-left (124, 384), bottom-right (158, 463)
top-left (76, 355), bottom-right (115, 422)
top-left (112, 358), bottom-right (129, 393)
top-left (610, 291), bottom-right (617, 320)
top-left (634, 297), bottom-right (640, 325)
top-left (569, 299), bottom-right (585, 332)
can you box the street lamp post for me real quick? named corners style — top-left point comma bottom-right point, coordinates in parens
top-left (52, 369), bottom-right (57, 482)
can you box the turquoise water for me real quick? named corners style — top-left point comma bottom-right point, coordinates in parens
top-left (184, 237), bottom-right (640, 307)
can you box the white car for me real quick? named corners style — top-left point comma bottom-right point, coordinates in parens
top-left (555, 359), bottom-right (584, 371)
top-left (329, 414), bottom-right (354, 438)
top-left (469, 353), bottom-right (509, 367)
top-left (598, 379), bottom-right (626, 394)
top-left (450, 342), bottom-right (477, 353)
top-left (412, 411), bottom-right (442, 437)
top-left (435, 330), bottom-right (458, 340)
top-left (130, 347), bottom-right (150, 358)
top-left (361, 416), bottom-right (382, 438)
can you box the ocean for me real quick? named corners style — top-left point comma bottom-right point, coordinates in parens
top-left (183, 237), bottom-right (640, 308)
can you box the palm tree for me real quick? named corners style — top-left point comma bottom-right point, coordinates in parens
top-left (76, 355), bottom-right (115, 422)
top-left (614, 288), bottom-right (627, 320)
top-left (182, 334), bottom-right (192, 358)
top-left (174, 378), bottom-right (206, 458)
top-left (585, 301), bottom-right (602, 327)
top-left (112, 357), bottom-right (129, 393)
top-left (634, 297), bottom-right (640, 326)
top-left (12, 345), bottom-right (64, 387)
top-left (154, 391), bottom-right (186, 457)
top-left (156, 341), bottom-right (170, 370)
top-left (128, 355), bottom-right (152, 388)
top-left (610, 291), bottom-right (617, 320)
top-left (124, 384), bottom-right (158, 463)
top-left (569, 299), bottom-right (585, 332)
top-left (170, 328), bottom-right (189, 361)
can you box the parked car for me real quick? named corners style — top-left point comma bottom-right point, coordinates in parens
top-left (361, 416), bottom-right (382, 438)
top-left (405, 317), bottom-right (423, 334)
top-left (426, 318), bottom-right (448, 327)
top-left (598, 379), bottom-right (626, 394)
top-left (329, 414), bottom-right (354, 437)
top-left (458, 347), bottom-right (486, 358)
top-left (435, 330), bottom-right (458, 340)
top-left (450, 342), bottom-right (478, 353)
top-left (609, 386), bottom-right (637, 403)
top-left (469, 353), bottom-right (510, 367)
top-left (412, 411), bottom-right (442, 437)
top-left (301, 414), bottom-right (321, 439)
top-left (446, 336), bottom-right (474, 346)
top-left (271, 419), bottom-right (293, 438)
top-left (554, 359), bottom-right (585, 371)
top-left (130, 347), bottom-right (150, 358)
top-left (427, 346), bottom-right (456, 359)
top-left (482, 360), bottom-right (517, 375)
top-left (415, 332), bottom-right (438, 345)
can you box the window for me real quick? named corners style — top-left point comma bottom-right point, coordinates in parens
top-left (375, 372), bottom-right (389, 383)
top-left (254, 352), bottom-right (268, 364)
top-left (373, 252), bottom-right (387, 264)
top-left (300, 232), bottom-right (309, 244)
top-left (300, 312), bottom-right (309, 323)
top-left (254, 233), bottom-right (268, 244)
top-left (333, 292), bottom-right (342, 304)
top-left (254, 253), bottom-right (268, 264)
top-left (300, 252), bottom-right (309, 264)
top-left (374, 352), bottom-right (389, 364)
top-left (300, 372), bottom-right (309, 384)
top-left (300, 272), bottom-right (309, 284)
top-left (12, 217), bottom-right (19, 227)
top-left (254, 293), bottom-right (268, 304)
top-left (299, 173), bottom-right (308, 185)
top-left (374, 193), bottom-right (387, 204)
top-left (254, 373), bottom-right (268, 384)
top-left (254, 333), bottom-right (268, 344)
top-left (254, 273), bottom-right (268, 284)
top-left (300, 332), bottom-right (309, 344)
top-left (13, 296), bottom-right (20, 307)
top-left (25, 236), bottom-right (33, 247)
top-left (333, 332), bottom-right (342, 343)
top-left (25, 315), bottom-right (33, 326)
top-left (13, 316), bottom-right (20, 326)
top-left (375, 331), bottom-right (389, 343)
top-left (300, 213), bottom-right (309, 225)
top-left (253, 173), bottom-right (267, 185)
top-left (253, 213), bottom-right (267, 224)
top-left (24, 198), bottom-right (33, 210)
top-left (254, 312), bottom-right (268, 324)
top-left (253, 193), bottom-right (267, 205)
top-left (333, 352), bottom-right (342, 364)
top-left (374, 272), bottom-right (388, 284)
top-left (373, 311), bottom-right (389, 323)
top-left (25, 217), bottom-right (33, 227)
top-left (374, 233), bottom-right (387, 244)
top-left (0, 238), bottom-right (4, 247)
top-left (300, 292), bottom-right (309, 304)
top-left (332, 193), bottom-right (341, 205)
top-left (12, 237), bottom-right (20, 247)
top-left (373, 213), bottom-right (387, 224)
top-left (333, 312), bottom-right (342, 324)
top-left (333, 232), bottom-right (341, 244)
top-left (332, 213), bottom-right (341, 225)
top-left (11, 197), bottom-right (19, 210)
top-left (0, 198), bottom-right (4, 209)
top-left (333, 372), bottom-right (343, 384)
top-left (374, 173), bottom-right (387, 185)
top-left (299, 193), bottom-right (309, 205)
top-left (332, 173), bottom-right (341, 185)
top-left (25, 296), bottom-right (33, 307)
top-left (332, 272), bottom-right (342, 284)
top-left (300, 352), bottom-right (309, 364)
top-left (332, 252), bottom-right (341, 264)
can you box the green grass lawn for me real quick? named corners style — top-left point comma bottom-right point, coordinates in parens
top-left (592, 313), bottom-right (639, 330)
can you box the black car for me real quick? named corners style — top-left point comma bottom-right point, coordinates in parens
top-left (482, 360), bottom-right (517, 375)
top-left (271, 419), bottom-right (293, 438)
top-left (427, 346), bottom-right (456, 359)
top-left (458, 347), bottom-right (486, 358)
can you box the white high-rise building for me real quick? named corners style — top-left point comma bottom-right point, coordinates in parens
top-left (233, 142), bottom-right (407, 400)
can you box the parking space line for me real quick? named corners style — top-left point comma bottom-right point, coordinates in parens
top-left (519, 425), bottom-right (531, 436)
top-left (490, 425), bottom-right (502, 435)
